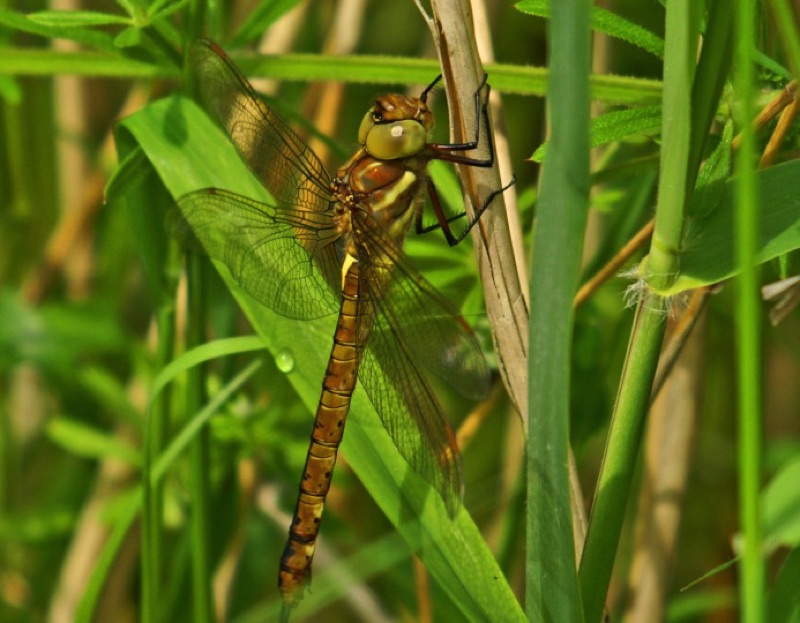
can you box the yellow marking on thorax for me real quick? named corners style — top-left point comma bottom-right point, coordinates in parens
top-left (341, 253), bottom-right (358, 290)
top-left (370, 170), bottom-right (417, 213)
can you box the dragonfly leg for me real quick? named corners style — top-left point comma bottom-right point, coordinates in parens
top-left (417, 176), bottom-right (516, 246)
top-left (416, 180), bottom-right (465, 245)
top-left (427, 74), bottom-right (496, 167)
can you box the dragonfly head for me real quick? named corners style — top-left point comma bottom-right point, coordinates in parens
top-left (358, 94), bottom-right (433, 160)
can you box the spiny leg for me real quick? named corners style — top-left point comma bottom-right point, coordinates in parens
top-left (417, 176), bottom-right (516, 246)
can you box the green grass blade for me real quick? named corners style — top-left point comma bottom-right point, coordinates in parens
top-left (150, 358), bottom-right (262, 484)
top-left (148, 336), bottom-right (266, 405)
top-left (526, 0), bottom-right (590, 620)
top-left (74, 490), bottom-right (141, 622)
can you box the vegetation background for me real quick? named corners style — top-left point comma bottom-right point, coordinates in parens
top-left (1, 0), bottom-right (799, 622)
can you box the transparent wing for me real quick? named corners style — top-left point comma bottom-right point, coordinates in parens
top-left (370, 258), bottom-right (491, 400)
top-left (177, 188), bottom-right (340, 319)
top-left (189, 39), bottom-right (332, 209)
top-left (353, 215), bottom-right (491, 514)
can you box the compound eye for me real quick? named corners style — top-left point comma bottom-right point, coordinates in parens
top-left (364, 120), bottom-right (426, 160)
top-left (357, 111), bottom-right (375, 145)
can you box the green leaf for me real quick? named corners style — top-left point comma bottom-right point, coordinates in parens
top-left (532, 104), bottom-right (661, 162)
top-left (0, 48), bottom-right (165, 77)
top-left (105, 146), bottom-right (150, 204)
top-left (111, 124), bottom-right (178, 306)
top-left (516, 0), bottom-right (664, 57)
top-left (763, 457), bottom-right (800, 548)
top-left (46, 417), bottom-right (142, 466)
top-left (151, 357), bottom-right (262, 484)
top-left (75, 489), bottom-right (140, 623)
top-left (0, 8), bottom-right (118, 53)
top-left (116, 95), bottom-right (525, 621)
top-left (0, 508), bottom-right (77, 541)
top-left (754, 50), bottom-right (793, 81)
top-left (769, 547), bottom-right (800, 622)
top-left (649, 159), bottom-right (800, 295)
top-left (26, 10), bottom-right (131, 27)
top-left (147, 0), bottom-right (190, 21)
top-left (681, 557), bottom-right (741, 591)
top-left (690, 118), bottom-right (733, 219)
top-left (0, 290), bottom-right (127, 376)
top-left (0, 75), bottom-right (21, 103)
top-left (79, 366), bottom-right (143, 429)
top-left (147, 336), bottom-right (266, 413)
top-left (236, 53), bottom-right (663, 104)
top-left (114, 26), bottom-right (142, 48)
top-left (229, 0), bottom-right (304, 47)
top-left (0, 44), bottom-right (661, 106)
top-left (116, 97), bottom-right (268, 199)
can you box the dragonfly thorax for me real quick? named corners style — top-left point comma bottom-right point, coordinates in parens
top-left (333, 149), bottom-right (426, 243)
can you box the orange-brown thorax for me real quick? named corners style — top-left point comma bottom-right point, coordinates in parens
top-left (331, 93), bottom-right (435, 259)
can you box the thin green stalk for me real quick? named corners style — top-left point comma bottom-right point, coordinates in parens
top-left (734, 1), bottom-right (765, 621)
top-left (766, 0), bottom-right (800, 80)
top-left (578, 2), bottom-right (728, 619)
top-left (3, 95), bottom-right (33, 218)
top-left (526, 0), bottom-right (590, 621)
top-left (182, 27), bottom-right (212, 623)
top-left (186, 254), bottom-right (213, 623)
top-left (646, 0), bottom-right (699, 292)
top-left (142, 305), bottom-right (175, 623)
top-left (578, 295), bottom-right (667, 622)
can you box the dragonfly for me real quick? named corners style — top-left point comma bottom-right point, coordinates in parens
top-left (177, 39), bottom-right (506, 614)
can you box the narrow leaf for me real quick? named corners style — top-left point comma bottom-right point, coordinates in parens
top-left (46, 417), bottom-right (142, 466)
top-left (27, 10), bottom-right (131, 27)
top-left (654, 159), bottom-right (800, 295)
top-left (532, 104), bottom-right (661, 162)
top-left (516, 0), bottom-right (664, 56)
top-left (0, 8), bottom-right (118, 52)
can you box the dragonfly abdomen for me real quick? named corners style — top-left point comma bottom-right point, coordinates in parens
top-left (279, 262), bottom-right (362, 606)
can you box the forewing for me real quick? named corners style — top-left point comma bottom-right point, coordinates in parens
top-left (176, 188), bottom-right (340, 319)
top-left (189, 39), bottom-right (331, 209)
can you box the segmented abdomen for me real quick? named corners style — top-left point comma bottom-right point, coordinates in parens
top-left (278, 261), bottom-right (361, 605)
